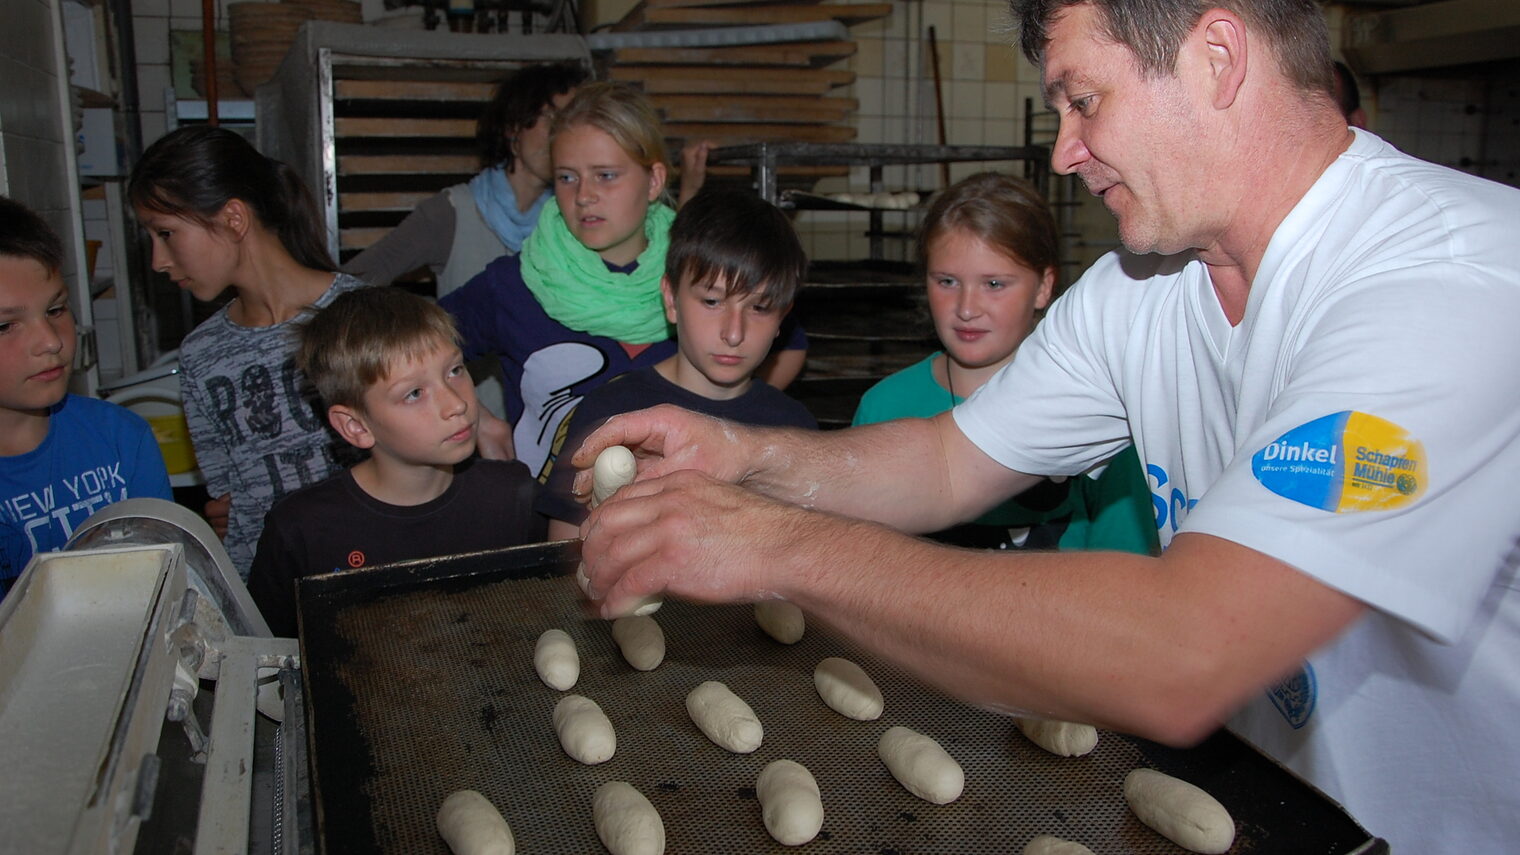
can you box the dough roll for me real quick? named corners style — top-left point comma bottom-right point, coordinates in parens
top-left (583, 445), bottom-right (662, 616)
top-left (877, 725), bottom-right (963, 804)
top-left (1123, 768), bottom-right (1236, 854)
top-left (754, 600), bottom-right (805, 644)
top-left (552, 694), bottom-right (616, 764)
top-left (611, 614), bottom-right (665, 671)
top-left (593, 781), bottom-right (665, 855)
top-left (686, 680), bottom-right (764, 753)
top-left (534, 628), bottom-right (578, 691)
top-left (436, 789), bottom-right (514, 855)
top-left (813, 657), bottom-right (884, 720)
top-left (1022, 834), bottom-right (1096, 855)
top-left (1014, 717), bottom-right (1098, 757)
top-left (756, 759), bottom-right (824, 846)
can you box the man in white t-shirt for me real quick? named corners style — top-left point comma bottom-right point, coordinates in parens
top-left (566, 1), bottom-right (1520, 851)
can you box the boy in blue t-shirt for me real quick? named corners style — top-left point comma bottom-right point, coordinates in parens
top-left (0, 196), bottom-right (173, 600)
top-left (538, 189), bottom-right (816, 539)
top-left (248, 288), bottom-right (546, 637)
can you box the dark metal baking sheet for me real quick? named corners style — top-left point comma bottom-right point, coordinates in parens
top-left (297, 541), bottom-right (1386, 854)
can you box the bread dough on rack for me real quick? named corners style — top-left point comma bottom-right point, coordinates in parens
top-left (552, 694), bottom-right (616, 764)
top-left (533, 629), bottom-right (579, 690)
top-left (756, 759), bottom-right (824, 846)
top-left (877, 725), bottom-right (963, 804)
top-left (1123, 768), bottom-right (1236, 854)
top-left (813, 657), bottom-right (883, 720)
top-left (436, 789), bottom-right (515, 855)
top-left (686, 680), bottom-right (764, 753)
top-left (612, 614), bottom-right (665, 671)
top-left (754, 600), bottom-right (805, 644)
top-left (1021, 834), bottom-right (1095, 855)
top-left (1014, 717), bottom-right (1098, 757)
top-left (593, 781), bottom-right (665, 855)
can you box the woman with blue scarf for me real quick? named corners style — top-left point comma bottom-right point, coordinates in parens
top-left (344, 62), bottom-right (589, 297)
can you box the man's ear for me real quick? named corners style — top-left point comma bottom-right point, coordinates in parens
top-left (660, 275), bottom-right (678, 324)
top-left (219, 198), bottom-right (253, 240)
top-left (328, 405), bottom-right (376, 450)
top-left (1198, 10), bottom-right (1249, 110)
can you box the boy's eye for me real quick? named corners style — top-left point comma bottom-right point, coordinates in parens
top-left (0, 321), bottom-right (13, 335)
top-left (46, 304), bottom-right (70, 318)
top-left (404, 388), bottom-right (423, 401)
top-left (931, 275), bottom-right (957, 288)
top-left (750, 302), bottom-right (774, 314)
top-left (597, 170), bottom-right (618, 182)
top-left (556, 173), bottom-right (577, 185)
top-left (986, 279), bottom-right (1005, 290)
top-left (448, 364), bottom-right (466, 378)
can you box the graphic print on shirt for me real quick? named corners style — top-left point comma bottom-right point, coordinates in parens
top-left (514, 341), bottom-right (608, 479)
top-left (201, 356), bottom-right (342, 496)
top-left (1147, 463), bottom-right (1198, 536)
top-left (1251, 411), bottom-right (1426, 512)
top-left (2, 464), bottom-right (135, 565)
top-left (1266, 661), bottom-right (1317, 728)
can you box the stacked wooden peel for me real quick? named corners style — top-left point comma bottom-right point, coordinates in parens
top-left (601, 0), bottom-right (892, 187)
top-left (228, 0), bottom-right (361, 96)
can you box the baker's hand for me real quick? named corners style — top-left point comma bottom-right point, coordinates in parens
top-left (204, 492), bottom-right (231, 539)
top-left (570, 405), bottom-right (756, 505)
top-left (475, 410), bottom-right (516, 461)
top-left (579, 468), bottom-right (821, 618)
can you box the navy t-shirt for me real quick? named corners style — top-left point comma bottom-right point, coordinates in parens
top-left (536, 367), bottom-right (817, 524)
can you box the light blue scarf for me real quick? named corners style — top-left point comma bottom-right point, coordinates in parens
top-left (467, 166), bottom-right (550, 252)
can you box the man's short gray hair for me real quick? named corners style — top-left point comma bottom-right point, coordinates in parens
top-left (1012, 0), bottom-right (1333, 95)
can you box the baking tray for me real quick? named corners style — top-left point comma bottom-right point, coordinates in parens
top-left (297, 541), bottom-right (1386, 854)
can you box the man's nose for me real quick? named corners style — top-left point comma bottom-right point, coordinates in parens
top-left (1051, 118), bottom-right (1089, 176)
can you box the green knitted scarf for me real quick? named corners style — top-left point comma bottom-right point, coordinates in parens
top-left (520, 200), bottom-right (675, 344)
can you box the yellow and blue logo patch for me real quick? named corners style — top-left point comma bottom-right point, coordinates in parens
top-left (1251, 411), bottom-right (1426, 513)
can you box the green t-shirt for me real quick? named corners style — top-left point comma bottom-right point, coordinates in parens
top-left (853, 353), bottom-right (1157, 555)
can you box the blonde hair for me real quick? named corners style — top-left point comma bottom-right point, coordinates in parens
top-left (298, 288), bottom-right (461, 411)
top-left (550, 81), bottom-right (671, 202)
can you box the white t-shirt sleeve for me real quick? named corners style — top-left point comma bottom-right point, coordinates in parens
top-left (955, 253), bottom-right (1145, 478)
top-left (1183, 258), bottom-right (1520, 644)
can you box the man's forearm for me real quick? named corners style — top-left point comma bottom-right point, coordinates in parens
top-left (772, 525), bottom-right (1365, 745)
top-left (745, 414), bottom-right (1038, 534)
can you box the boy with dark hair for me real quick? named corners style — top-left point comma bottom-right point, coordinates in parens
top-left (248, 287), bottom-right (546, 637)
top-left (538, 189), bottom-right (816, 539)
top-left (0, 196), bottom-right (172, 601)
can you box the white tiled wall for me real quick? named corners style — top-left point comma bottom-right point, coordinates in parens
top-left (1, 0), bottom-right (84, 290)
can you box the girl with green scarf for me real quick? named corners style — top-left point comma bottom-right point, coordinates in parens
top-left (442, 82), bottom-right (807, 479)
